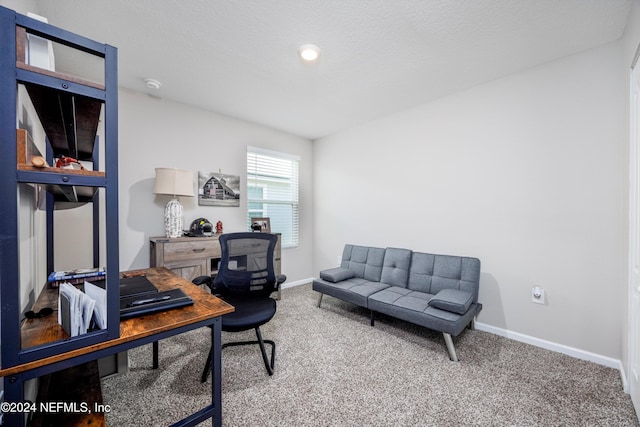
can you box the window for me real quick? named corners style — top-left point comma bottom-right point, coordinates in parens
top-left (247, 147), bottom-right (299, 247)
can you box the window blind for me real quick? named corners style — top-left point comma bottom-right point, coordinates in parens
top-left (247, 147), bottom-right (299, 247)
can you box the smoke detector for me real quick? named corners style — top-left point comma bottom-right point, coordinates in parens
top-left (144, 78), bottom-right (162, 90)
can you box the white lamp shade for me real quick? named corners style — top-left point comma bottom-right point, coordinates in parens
top-left (153, 168), bottom-right (194, 197)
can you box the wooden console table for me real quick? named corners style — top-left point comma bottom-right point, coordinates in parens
top-left (0, 267), bottom-right (234, 427)
top-left (150, 234), bottom-right (282, 299)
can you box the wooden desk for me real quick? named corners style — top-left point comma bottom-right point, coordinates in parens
top-left (0, 267), bottom-right (234, 427)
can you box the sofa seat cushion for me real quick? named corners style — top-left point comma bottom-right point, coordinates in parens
top-left (312, 278), bottom-right (390, 308)
top-left (368, 286), bottom-right (480, 336)
top-left (320, 267), bottom-right (356, 283)
top-left (428, 289), bottom-right (474, 315)
top-left (367, 286), bottom-right (433, 311)
top-left (369, 286), bottom-right (431, 314)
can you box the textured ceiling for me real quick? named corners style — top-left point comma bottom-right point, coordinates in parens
top-left (20, 0), bottom-right (634, 139)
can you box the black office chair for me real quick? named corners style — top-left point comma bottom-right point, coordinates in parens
top-left (196, 232), bottom-right (285, 382)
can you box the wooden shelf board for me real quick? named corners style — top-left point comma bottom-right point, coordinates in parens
top-left (16, 26), bottom-right (105, 91)
top-left (17, 129), bottom-right (102, 203)
top-left (17, 164), bottom-right (104, 177)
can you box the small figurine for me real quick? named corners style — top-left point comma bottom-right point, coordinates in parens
top-left (216, 220), bottom-right (223, 234)
top-left (55, 156), bottom-right (85, 170)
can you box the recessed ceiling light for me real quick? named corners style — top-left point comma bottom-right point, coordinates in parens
top-left (298, 44), bottom-right (320, 62)
top-left (144, 78), bottom-right (162, 89)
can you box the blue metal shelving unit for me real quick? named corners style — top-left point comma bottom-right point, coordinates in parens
top-left (0, 3), bottom-right (119, 378)
top-left (0, 8), bottom-right (223, 427)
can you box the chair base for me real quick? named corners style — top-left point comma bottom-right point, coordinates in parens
top-left (201, 326), bottom-right (275, 382)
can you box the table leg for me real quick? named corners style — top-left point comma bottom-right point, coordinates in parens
top-left (211, 318), bottom-right (222, 427)
top-left (152, 341), bottom-right (159, 369)
top-left (3, 373), bottom-right (25, 427)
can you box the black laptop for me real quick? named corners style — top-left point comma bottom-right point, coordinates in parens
top-left (119, 276), bottom-right (194, 319)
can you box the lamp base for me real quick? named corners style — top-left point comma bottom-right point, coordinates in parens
top-left (164, 198), bottom-right (184, 238)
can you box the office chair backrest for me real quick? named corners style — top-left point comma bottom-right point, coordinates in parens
top-left (214, 232), bottom-right (278, 297)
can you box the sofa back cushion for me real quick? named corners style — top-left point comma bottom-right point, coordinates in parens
top-left (340, 244), bottom-right (385, 282)
top-left (408, 252), bottom-right (481, 303)
top-left (380, 247), bottom-right (411, 287)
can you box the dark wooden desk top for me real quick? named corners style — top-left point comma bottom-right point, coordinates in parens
top-left (0, 267), bottom-right (234, 377)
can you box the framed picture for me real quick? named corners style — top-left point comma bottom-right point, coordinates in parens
top-left (198, 171), bottom-right (240, 207)
top-left (251, 217), bottom-right (271, 233)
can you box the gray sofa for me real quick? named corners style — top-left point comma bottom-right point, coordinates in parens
top-left (312, 244), bottom-right (482, 361)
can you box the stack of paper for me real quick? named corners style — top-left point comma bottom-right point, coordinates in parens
top-left (57, 282), bottom-right (98, 336)
top-left (84, 280), bottom-right (107, 329)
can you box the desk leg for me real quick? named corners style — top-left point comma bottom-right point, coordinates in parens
top-left (211, 318), bottom-right (222, 427)
top-left (152, 341), bottom-right (159, 369)
top-left (3, 374), bottom-right (25, 426)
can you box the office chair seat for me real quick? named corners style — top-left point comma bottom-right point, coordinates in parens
top-left (221, 295), bottom-right (276, 332)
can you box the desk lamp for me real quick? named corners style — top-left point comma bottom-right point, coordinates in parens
top-left (153, 168), bottom-right (194, 238)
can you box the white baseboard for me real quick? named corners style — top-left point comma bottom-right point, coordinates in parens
top-left (475, 322), bottom-right (620, 368)
top-left (281, 278), bottom-right (313, 289)
top-left (476, 322), bottom-right (628, 391)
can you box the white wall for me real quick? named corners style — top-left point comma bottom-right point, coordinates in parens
top-left (116, 90), bottom-right (314, 283)
top-left (313, 42), bottom-right (625, 359)
top-left (0, 0), bottom-right (36, 14)
top-left (16, 48), bottom-right (51, 312)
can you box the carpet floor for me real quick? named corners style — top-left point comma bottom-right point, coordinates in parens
top-left (102, 283), bottom-right (639, 426)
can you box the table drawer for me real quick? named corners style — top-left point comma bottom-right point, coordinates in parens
top-left (163, 240), bottom-right (221, 262)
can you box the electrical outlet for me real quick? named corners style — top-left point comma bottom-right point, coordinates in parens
top-left (532, 286), bottom-right (545, 304)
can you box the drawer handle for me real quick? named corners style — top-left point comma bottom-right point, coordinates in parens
top-left (192, 248), bottom-right (206, 253)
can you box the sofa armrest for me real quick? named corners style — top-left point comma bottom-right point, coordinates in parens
top-left (320, 267), bottom-right (356, 283)
top-left (428, 289), bottom-right (474, 315)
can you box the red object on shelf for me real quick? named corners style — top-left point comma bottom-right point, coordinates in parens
top-left (55, 156), bottom-right (84, 170)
